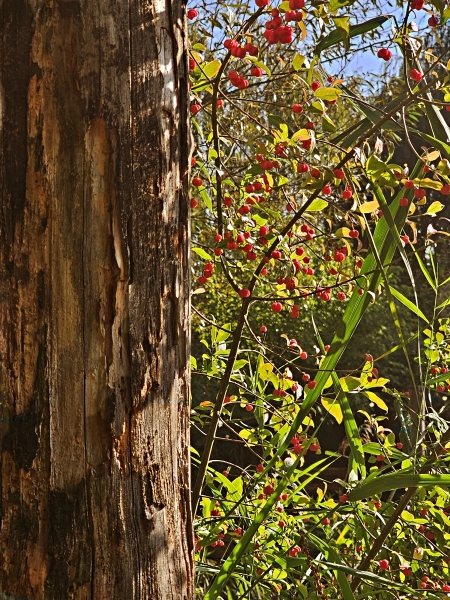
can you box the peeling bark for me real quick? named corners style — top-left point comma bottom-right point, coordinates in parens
top-left (0, 1), bottom-right (193, 598)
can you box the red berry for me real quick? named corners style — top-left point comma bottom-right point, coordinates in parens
top-left (278, 520), bottom-right (285, 528)
top-left (297, 163), bottom-right (309, 173)
top-left (441, 184), bottom-right (450, 195)
top-left (260, 325), bottom-right (267, 333)
top-left (311, 168), bottom-right (321, 179)
top-left (414, 188), bottom-right (426, 199)
top-left (377, 48), bottom-right (392, 61)
top-left (307, 381), bottom-right (317, 390)
top-left (378, 559), bottom-right (389, 571)
top-left (251, 66), bottom-right (264, 77)
top-left (409, 69), bottom-right (423, 82)
top-left (322, 185), bottom-right (332, 195)
top-left (342, 188), bottom-right (353, 199)
top-left (187, 8), bottom-right (198, 19)
top-left (311, 80), bottom-right (320, 91)
top-left (271, 302), bottom-right (282, 313)
top-left (256, 463), bottom-right (264, 472)
top-left (192, 177), bottom-right (203, 187)
top-left (396, 442), bottom-right (403, 450)
top-left (349, 229), bottom-right (359, 238)
top-left (190, 198), bottom-right (198, 209)
top-left (292, 104), bottom-right (304, 114)
top-left (411, 0), bottom-right (424, 8)
top-left (246, 404), bottom-right (253, 412)
top-left (239, 289), bottom-right (251, 298)
top-left (339, 494), bottom-right (348, 503)
top-left (401, 235), bottom-right (409, 244)
top-left (399, 197), bottom-right (409, 207)
top-left (428, 15), bottom-right (440, 27)
top-left (263, 484), bottom-right (274, 495)
top-left (333, 169), bottom-right (345, 179)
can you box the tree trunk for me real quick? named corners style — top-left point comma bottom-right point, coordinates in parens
top-left (0, 1), bottom-right (193, 598)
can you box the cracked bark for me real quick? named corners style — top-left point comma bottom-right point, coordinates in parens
top-left (0, 1), bottom-right (193, 598)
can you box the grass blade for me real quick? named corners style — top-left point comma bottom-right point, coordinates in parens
top-left (348, 473), bottom-right (450, 501)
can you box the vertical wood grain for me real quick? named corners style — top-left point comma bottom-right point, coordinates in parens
top-left (0, 1), bottom-right (193, 598)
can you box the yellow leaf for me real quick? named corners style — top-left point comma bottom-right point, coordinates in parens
top-left (426, 201), bottom-right (445, 215)
top-left (298, 20), bottom-right (307, 40)
top-left (335, 226), bottom-right (351, 238)
top-left (321, 397), bottom-right (343, 424)
top-left (359, 200), bottom-right (379, 213)
top-left (292, 128), bottom-right (310, 142)
top-left (363, 391), bottom-right (388, 411)
top-left (199, 401), bottom-right (214, 407)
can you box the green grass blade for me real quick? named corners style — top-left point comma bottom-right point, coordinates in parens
top-left (320, 561), bottom-right (424, 594)
top-left (410, 245), bottom-right (437, 291)
top-left (312, 315), bottom-right (366, 479)
top-left (309, 536), bottom-right (357, 600)
top-left (348, 473), bottom-right (450, 501)
top-left (389, 286), bottom-right (429, 323)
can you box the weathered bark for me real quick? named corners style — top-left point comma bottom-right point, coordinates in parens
top-left (0, 1), bottom-right (193, 599)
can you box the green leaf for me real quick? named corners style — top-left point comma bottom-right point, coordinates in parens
top-left (329, 0), bottom-right (357, 9)
top-left (349, 473), bottom-right (450, 501)
top-left (332, 16), bottom-right (350, 50)
top-left (233, 359), bottom-right (248, 370)
top-left (315, 15), bottom-right (392, 55)
top-left (307, 199), bottom-right (328, 211)
top-left (366, 155), bottom-right (397, 185)
top-left (200, 187), bottom-right (213, 211)
top-left (389, 287), bottom-right (429, 323)
top-left (192, 247), bottom-right (212, 260)
top-left (314, 87), bottom-right (343, 102)
top-left (322, 115), bottom-right (337, 132)
top-left (415, 131), bottom-right (450, 160)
